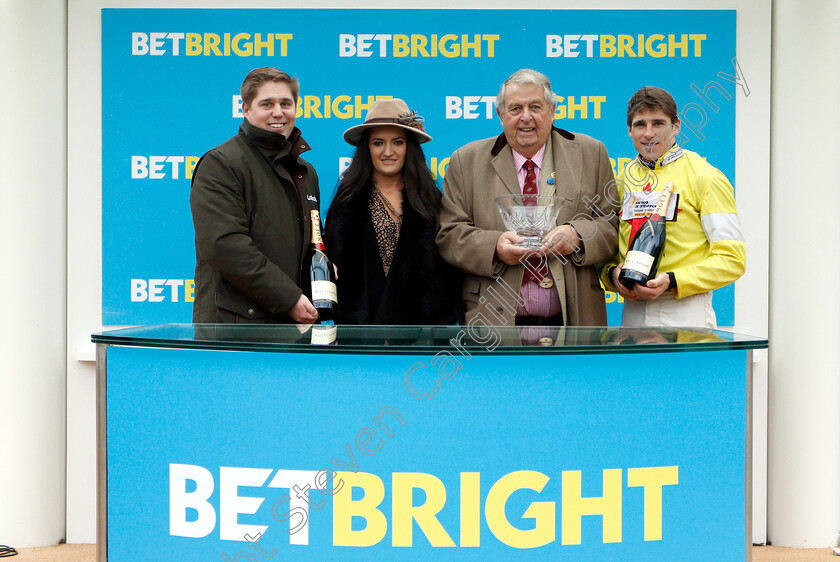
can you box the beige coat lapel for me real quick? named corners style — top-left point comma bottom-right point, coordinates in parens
top-left (550, 130), bottom-right (581, 224)
top-left (490, 147), bottom-right (520, 196)
top-left (540, 134), bottom-right (556, 197)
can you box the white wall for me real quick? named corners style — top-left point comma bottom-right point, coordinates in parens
top-left (0, 0), bottom-right (67, 548)
top-left (768, 0), bottom-right (840, 547)
top-left (66, 0), bottom-right (105, 542)
top-left (59, 0), bottom-right (773, 547)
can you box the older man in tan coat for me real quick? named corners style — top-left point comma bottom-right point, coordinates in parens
top-left (437, 69), bottom-right (618, 326)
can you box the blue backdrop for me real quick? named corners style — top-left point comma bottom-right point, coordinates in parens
top-left (102, 9), bottom-right (737, 325)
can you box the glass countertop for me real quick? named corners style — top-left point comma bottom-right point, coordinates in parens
top-left (92, 324), bottom-right (768, 356)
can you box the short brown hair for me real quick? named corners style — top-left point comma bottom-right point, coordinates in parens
top-left (240, 67), bottom-right (299, 106)
top-left (626, 86), bottom-right (678, 127)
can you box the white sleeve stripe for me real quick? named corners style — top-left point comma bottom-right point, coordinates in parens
top-left (701, 212), bottom-right (744, 242)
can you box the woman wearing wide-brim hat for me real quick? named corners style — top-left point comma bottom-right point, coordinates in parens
top-left (323, 98), bottom-right (463, 325)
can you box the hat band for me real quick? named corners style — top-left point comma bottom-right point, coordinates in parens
top-left (364, 117), bottom-right (411, 126)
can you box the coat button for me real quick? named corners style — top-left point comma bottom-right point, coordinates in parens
top-left (248, 309), bottom-right (255, 316)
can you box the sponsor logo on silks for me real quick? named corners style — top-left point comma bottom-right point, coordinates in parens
top-left (640, 147), bottom-right (685, 170)
top-left (307, 194), bottom-right (318, 202)
top-left (660, 147), bottom-right (684, 167)
top-left (621, 192), bottom-right (680, 222)
top-left (644, 182), bottom-right (652, 193)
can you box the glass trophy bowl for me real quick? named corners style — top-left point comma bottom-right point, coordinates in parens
top-left (494, 194), bottom-right (564, 248)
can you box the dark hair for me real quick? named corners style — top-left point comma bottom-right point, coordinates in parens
top-left (626, 86), bottom-right (679, 127)
top-left (240, 67), bottom-right (300, 106)
top-left (331, 129), bottom-right (440, 225)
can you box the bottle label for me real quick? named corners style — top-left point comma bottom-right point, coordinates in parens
top-left (651, 183), bottom-right (674, 216)
top-left (310, 325), bottom-right (337, 345)
top-left (310, 209), bottom-right (324, 246)
top-left (312, 280), bottom-right (337, 303)
top-left (623, 250), bottom-right (655, 276)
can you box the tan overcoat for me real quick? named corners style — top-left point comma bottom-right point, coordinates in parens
top-left (436, 127), bottom-right (618, 326)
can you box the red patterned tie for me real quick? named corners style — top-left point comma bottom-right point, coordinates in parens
top-left (522, 160), bottom-right (549, 282)
top-left (523, 160), bottom-right (538, 205)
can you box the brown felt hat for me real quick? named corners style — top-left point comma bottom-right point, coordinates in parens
top-left (343, 98), bottom-right (432, 146)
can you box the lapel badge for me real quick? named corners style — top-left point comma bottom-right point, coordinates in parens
top-left (547, 172), bottom-right (556, 186)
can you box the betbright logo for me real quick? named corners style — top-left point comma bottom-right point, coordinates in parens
top-left (339, 34), bottom-right (499, 58)
top-left (339, 156), bottom-right (450, 180)
top-left (231, 94), bottom-right (394, 119)
top-left (170, 464), bottom-right (678, 548)
top-left (131, 279), bottom-right (194, 302)
top-left (546, 34), bottom-right (706, 58)
top-left (131, 156), bottom-right (200, 180)
top-left (131, 32), bottom-right (293, 57)
top-left (444, 96), bottom-right (607, 120)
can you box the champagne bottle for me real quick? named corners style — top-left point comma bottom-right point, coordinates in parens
top-left (618, 181), bottom-right (674, 289)
top-left (307, 210), bottom-right (337, 320)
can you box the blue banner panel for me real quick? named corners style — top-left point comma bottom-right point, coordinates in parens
top-left (106, 346), bottom-right (747, 560)
top-left (102, 9), bottom-right (737, 325)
